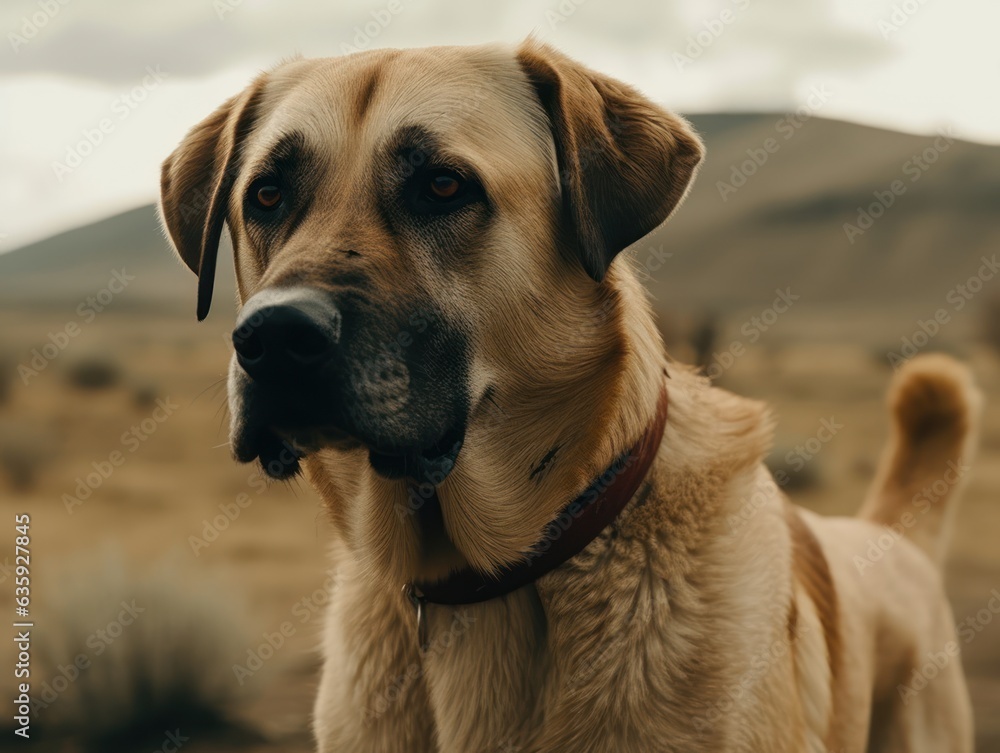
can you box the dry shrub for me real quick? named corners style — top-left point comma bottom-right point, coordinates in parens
top-left (132, 383), bottom-right (160, 410)
top-left (981, 297), bottom-right (1000, 355)
top-left (0, 355), bottom-right (12, 404)
top-left (765, 444), bottom-right (824, 493)
top-left (64, 354), bottom-right (121, 391)
top-left (33, 552), bottom-right (266, 750)
top-left (0, 421), bottom-right (56, 491)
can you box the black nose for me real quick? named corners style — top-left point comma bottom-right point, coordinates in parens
top-left (233, 288), bottom-right (341, 380)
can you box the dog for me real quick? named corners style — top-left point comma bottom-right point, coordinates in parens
top-left (159, 41), bottom-right (980, 752)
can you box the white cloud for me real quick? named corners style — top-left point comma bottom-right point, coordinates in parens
top-left (0, 0), bottom-right (997, 252)
top-left (0, 67), bottom-right (261, 250)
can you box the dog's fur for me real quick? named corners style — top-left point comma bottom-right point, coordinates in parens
top-left (160, 41), bottom-right (980, 752)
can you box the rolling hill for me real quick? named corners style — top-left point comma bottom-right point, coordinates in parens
top-left (1, 113), bottom-right (998, 343)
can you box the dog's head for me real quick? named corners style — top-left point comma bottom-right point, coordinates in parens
top-left (160, 42), bottom-right (701, 576)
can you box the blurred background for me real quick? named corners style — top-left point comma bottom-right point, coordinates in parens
top-left (1, 0), bottom-right (998, 750)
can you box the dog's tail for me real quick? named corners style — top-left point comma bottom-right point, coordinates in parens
top-left (858, 353), bottom-right (981, 565)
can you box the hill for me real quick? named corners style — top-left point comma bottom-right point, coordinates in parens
top-left (1, 113), bottom-right (998, 342)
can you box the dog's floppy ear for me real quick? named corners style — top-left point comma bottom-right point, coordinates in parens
top-left (516, 41), bottom-right (704, 282)
top-left (159, 75), bottom-right (267, 320)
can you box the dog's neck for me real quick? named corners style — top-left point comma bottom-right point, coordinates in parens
top-left (416, 266), bottom-right (667, 580)
top-left (411, 379), bottom-right (669, 606)
top-left (305, 263), bottom-right (668, 591)
top-left (407, 347), bottom-right (783, 752)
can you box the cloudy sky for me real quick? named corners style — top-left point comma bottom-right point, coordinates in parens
top-left (1, 0), bottom-right (998, 253)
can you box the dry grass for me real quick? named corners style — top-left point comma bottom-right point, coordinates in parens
top-left (0, 308), bottom-right (996, 750)
top-left (34, 552), bottom-right (260, 750)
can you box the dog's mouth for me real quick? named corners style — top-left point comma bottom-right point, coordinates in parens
top-left (367, 425), bottom-right (465, 482)
top-left (233, 417), bottom-right (465, 483)
top-left (225, 286), bottom-right (473, 485)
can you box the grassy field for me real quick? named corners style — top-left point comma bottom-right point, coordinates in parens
top-left (0, 308), bottom-right (997, 751)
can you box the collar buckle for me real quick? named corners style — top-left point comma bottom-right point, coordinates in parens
top-left (403, 583), bottom-right (429, 652)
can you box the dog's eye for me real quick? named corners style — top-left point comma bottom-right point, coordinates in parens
top-left (406, 168), bottom-right (481, 217)
top-left (426, 171), bottom-right (462, 200)
top-left (256, 185), bottom-right (282, 208)
top-left (247, 178), bottom-right (284, 212)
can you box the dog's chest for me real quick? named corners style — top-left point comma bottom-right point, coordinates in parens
top-left (417, 589), bottom-right (548, 752)
top-left (412, 483), bottom-right (799, 753)
top-left (413, 542), bottom-right (731, 752)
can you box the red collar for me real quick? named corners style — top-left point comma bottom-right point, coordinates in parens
top-left (406, 382), bottom-right (668, 613)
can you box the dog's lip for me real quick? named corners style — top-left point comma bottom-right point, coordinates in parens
top-left (231, 420), bottom-right (355, 479)
top-left (367, 425), bottom-right (465, 482)
top-left (272, 425), bottom-right (358, 454)
top-left (232, 424), bottom-right (304, 480)
top-left (233, 416), bottom-right (464, 484)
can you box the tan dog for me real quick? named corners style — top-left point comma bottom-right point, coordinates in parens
top-left (159, 41), bottom-right (980, 752)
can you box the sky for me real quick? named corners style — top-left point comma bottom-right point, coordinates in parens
top-left (1, 0), bottom-right (998, 253)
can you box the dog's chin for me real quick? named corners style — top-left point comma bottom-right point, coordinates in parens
top-left (233, 415), bottom-right (465, 484)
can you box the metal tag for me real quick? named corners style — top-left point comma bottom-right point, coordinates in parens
top-left (403, 583), bottom-right (429, 652)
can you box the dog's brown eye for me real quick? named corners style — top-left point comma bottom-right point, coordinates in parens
top-left (427, 172), bottom-right (462, 200)
top-left (254, 184), bottom-right (282, 209)
top-left (406, 166), bottom-right (481, 216)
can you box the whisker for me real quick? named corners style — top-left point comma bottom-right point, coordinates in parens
top-left (193, 376), bottom-right (228, 406)
top-left (215, 396), bottom-right (230, 436)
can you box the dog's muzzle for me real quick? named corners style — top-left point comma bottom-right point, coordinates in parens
top-left (229, 285), bottom-right (469, 483)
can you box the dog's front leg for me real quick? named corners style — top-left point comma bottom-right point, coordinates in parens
top-left (313, 562), bottom-right (437, 753)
